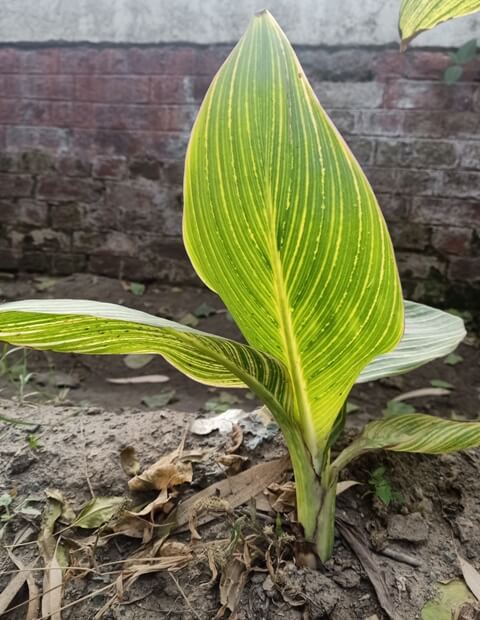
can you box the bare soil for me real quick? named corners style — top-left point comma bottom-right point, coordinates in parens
top-left (0, 273), bottom-right (479, 619)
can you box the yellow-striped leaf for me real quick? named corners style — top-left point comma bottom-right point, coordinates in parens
top-left (399, 0), bottom-right (480, 47)
top-left (0, 300), bottom-right (292, 424)
top-left (184, 10), bottom-right (403, 458)
top-left (358, 301), bottom-right (465, 383)
top-left (333, 412), bottom-right (480, 471)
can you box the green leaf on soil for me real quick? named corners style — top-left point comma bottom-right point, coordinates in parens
top-left (430, 379), bottom-right (454, 389)
top-left (0, 493), bottom-right (13, 510)
top-left (383, 400), bottom-right (416, 416)
top-left (444, 353), bottom-right (463, 366)
top-left (444, 64), bottom-right (463, 84)
top-left (204, 391), bottom-right (241, 413)
top-left (179, 312), bottom-right (200, 327)
top-left (124, 353), bottom-right (155, 370)
top-left (27, 434), bottom-right (40, 450)
top-left (74, 496), bottom-right (125, 529)
top-left (421, 579), bottom-right (475, 620)
top-left (368, 466), bottom-right (402, 506)
top-left (346, 401), bottom-right (360, 414)
top-left (128, 282), bottom-right (146, 296)
top-left (142, 389), bottom-right (177, 409)
top-left (193, 303), bottom-right (217, 318)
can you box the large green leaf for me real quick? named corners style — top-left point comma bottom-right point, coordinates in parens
top-left (358, 301), bottom-right (465, 383)
top-left (183, 10), bottom-right (403, 456)
top-left (333, 413), bottom-right (480, 470)
top-left (0, 300), bottom-right (292, 424)
top-left (399, 0), bottom-right (480, 47)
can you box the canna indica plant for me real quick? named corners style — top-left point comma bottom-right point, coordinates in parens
top-left (399, 0), bottom-right (480, 48)
top-left (0, 11), bottom-right (479, 561)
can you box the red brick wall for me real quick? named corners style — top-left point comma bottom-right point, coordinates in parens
top-left (0, 45), bottom-right (479, 309)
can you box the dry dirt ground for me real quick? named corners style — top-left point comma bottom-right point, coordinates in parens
top-left (0, 273), bottom-right (479, 619)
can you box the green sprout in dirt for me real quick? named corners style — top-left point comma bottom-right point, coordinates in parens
top-left (368, 466), bottom-right (403, 507)
top-left (0, 10), bottom-right (479, 562)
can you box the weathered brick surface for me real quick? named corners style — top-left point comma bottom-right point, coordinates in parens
top-left (0, 44), bottom-right (478, 309)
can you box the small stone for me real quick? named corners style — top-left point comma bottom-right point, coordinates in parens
top-left (387, 512), bottom-right (428, 543)
top-left (8, 453), bottom-right (37, 475)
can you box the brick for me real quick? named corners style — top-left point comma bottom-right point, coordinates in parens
top-left (411, 197), bottom-right (480, 227)
top-left (373, 51), bottom-right (407, 80)
top-left (153, 105), bottom-right (197, 132)
top-left (403, 52), bottom-right (450, 80)
top-left (105, 182), bottom-right (162, 231)
top-left (0, 249), bottom-right (19, 271)
top-left (56, 156), bottom-right (91, 177)
top-left (59, 48), bottom-right (128, 74)
top-left (160, 160), bottom-right (184, 186)
top-left (0, 199), bottom-right (48, 227)
top-left (390, 222), bottom-right (431, 251)
top-left (345, 136), bottom-right (374, 165)
top-left (460, 143), bottom-right (480, 170)
top-left (0, 99), bottom-right (20, 123)
top-left (0, 174), bottom-right (33, 198)
top-left (37, 176), bottom-right (102, 202)
top-left (74, 230), bottom-right (136, 256)
top-left (93, 104), bottom-right (156, 130)
top-left (376, 139), bottom-right (458, 169)
top-left (0, 75), bottom-right (73, 100)
top-left (51, 253), bottom-right (87, 275)
top-left (92, 156), bottom-right (127, 179)
top-left (441, 171), bottom-right (480, 199)
top-left (327, 110), bottom-right (355, 134)
top-left (193, 46), bottom-right (231, 76)
top-left (311, 81), bottom-right (384, 109)
top-left (128, 46), bottom-right (198, 75)
top-left (151, 76), bottom-right (190, 104)
top-left (18, 150), bottom-right (55, 174)
top-left (74, 76), bottom-right (150, 103)
top-left (404, 111), bottom-right (480, 139)
top-left (51, 203), bottom-right (84, 229)
top-left (0, 48), bottom-right (19, 73)
top-left (396, 252), bottom-right (447, 278)
top-left (432, 227), bottom-right (472, 256)
top-left (396, 169), bottom-right (441, 196)
top-left (385, 81), bottom-right (474, 111)
top-left (17, 49), bottom-right (59, 74)
top-left (26, 228), bottom-right (71, 251)
top-left (377, 194), bottom-right (411, 222)
top-left (448, 256), bottom-right (480, 281)
top-left (19, 251), bottom-right (49, 272)
top-left (191, 75), bottom-right (212, 102)
top-left (354, 110), bottom-right (404, 136)
top-left (363, 167), bottom-right (397, 193)
top-left (6, 127), bottom-right (70, 151)
top-left (129, 158), bottom-right (161, 180)
top-left (301, 49), bottom-right (378, 82)
top-left (0, 153), bottom-right (20, 173)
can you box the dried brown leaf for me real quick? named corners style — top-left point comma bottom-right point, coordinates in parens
top-left (5, 548), bottom-right (40, 620)
top-left (227, 424), bottom-right (244, 453)
top-left (41, 554), bottom-right (63, 620)
top-left (216, 453), bottom-right (248, 474)
top-left (129, 459), bottom-right (192, 492)
top-left (458, 554), bottom-right (480, 601)
top-left (336, 480), bottom-right (361, 496)
top-left (120, 446), bottom-right (141, 477)
top-left (219, 556), bottom-right (249, 615)
top-left (337, 518), bottom-right (399, 620)
top-left (174, 456), bottom-right (290, 534)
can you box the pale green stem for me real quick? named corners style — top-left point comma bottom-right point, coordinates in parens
top-left (283, 426), bottom-right (339, 561)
